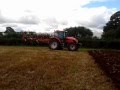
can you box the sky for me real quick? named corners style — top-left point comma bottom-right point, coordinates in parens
top-left (0, 0), bottom-right (119, 37)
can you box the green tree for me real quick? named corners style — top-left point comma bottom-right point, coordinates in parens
top-left (64, 26), bottom-right (93, 39)
top-left (0, 32), bottom-right (3, 38)
top-left (5, 27), bottom-right (15, 33)
top-left (102, 11), bottom-right (120, 39)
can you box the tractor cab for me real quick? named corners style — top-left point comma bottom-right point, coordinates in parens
top-left (54, 31), bottom-right (67, 39)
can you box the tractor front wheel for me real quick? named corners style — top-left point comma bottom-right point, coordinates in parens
top-left (68, 43), bottom-right (78, 51)
top-left (49, 40), bottom-right (60, 50)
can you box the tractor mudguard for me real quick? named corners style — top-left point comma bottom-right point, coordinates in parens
top-left (49, 37), bottom-right (62, 44)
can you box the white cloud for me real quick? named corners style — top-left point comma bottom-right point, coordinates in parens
top-left (0, 0), bottom-right (118, 37)
top-left (18, 15), bottom-right (40, 24)
top-left (2, 23), bottom-right (18, 28)
top-left (74, 6), bottom-right (116, 31)
top-left (0, 11), bottom-right (8, 23)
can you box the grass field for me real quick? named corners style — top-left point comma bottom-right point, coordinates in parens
top-left (0, 46), bottom-right (117, 90)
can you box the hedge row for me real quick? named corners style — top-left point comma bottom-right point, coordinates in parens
top-left (0, 38), bottom-right (48, 46)
top-left (80, 39), bottom-right (120, 49)
top-left (0, 38), bottom-right (23, 45)
top-left (0, 37), bottom-right (120, 49)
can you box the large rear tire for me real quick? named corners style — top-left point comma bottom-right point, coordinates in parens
top-left (49, 40), bottom-right (60, 50)
top-left (68, 43), bottom-right (78, 51)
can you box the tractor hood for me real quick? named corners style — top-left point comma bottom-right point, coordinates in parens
top-left (66, 37), bottom-right (78, 43)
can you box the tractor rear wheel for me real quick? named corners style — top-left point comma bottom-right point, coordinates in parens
top-left (49, 40), bottom-right (60, 50)
top-left (68, 43), bottom-right (78, 51)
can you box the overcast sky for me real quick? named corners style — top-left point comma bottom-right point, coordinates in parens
top-left (0, 0), bottom-right (120, 37)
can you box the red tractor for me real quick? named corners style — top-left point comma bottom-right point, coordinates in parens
top-left (49, 30), bottom-right (80, 51)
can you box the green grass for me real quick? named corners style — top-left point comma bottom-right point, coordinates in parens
top-left (0, 46), bottom-right (117, 90)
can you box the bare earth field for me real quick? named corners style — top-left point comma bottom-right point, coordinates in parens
top-left (0, 46), bottom-right (117, 90)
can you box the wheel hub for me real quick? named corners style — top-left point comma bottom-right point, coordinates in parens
top-left (51, 42), bottom-right (58, 49)
top-left (70, 44), bottom-right (76, 50)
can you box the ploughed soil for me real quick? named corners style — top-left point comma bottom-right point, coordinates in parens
top-left (0, 46), bottom-right (117, 90)
top-left (89, 50), bottom-right (120, 89)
